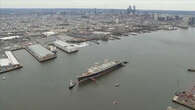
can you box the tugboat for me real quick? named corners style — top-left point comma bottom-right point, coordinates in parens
top-left (69, 80), bottom-right (76, 90)
top-left (77, 59), bottom-right (127, 83)
top-left (188, 68), bottom-right (195, 72)
top-left (114, 82), bottom-right (120, 87)
top-left (47, 45), bottom-right (57, 54)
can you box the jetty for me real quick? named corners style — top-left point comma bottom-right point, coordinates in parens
top-left (0, 51), bottom-right (22, 73)
top-left (25, 44), bottom-right (57, 62)
top-left (53, 40), bottom-right (78, 54)
top-left (173, 86), bottom-right (195, 109)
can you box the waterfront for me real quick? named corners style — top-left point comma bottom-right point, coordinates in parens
top-left (0, 28), bottom-right (195, 110)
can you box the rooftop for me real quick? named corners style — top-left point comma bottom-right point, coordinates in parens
top-left (28, 44), bottom-right (54, 58)
top-left (0, 58), bottom-right (11, 67)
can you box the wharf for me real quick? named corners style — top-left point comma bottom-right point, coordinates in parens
top-left (25, 44), bottom-right (56, 62)
top-left (0, 65), bottom-right (22, 74)
top-left (173, 96), bottom-right (195, 109)
top-left (0, 51), bottom-right (23, 74)
top-left (53, 40), bottom-right (79, 54)
top-left (166, 106), bottom-right (177, 110)
top-left (11, 47), bottom-right (25, 51)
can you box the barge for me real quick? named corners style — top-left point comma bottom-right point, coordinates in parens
top-left (53, 40), bottom-right (79, 54)
top-left (25, 44), bottom-right (57, 62)
top-left (77, 60), bottom-right (127, 83)
top-left (0, 51), bottom-right (22, 74)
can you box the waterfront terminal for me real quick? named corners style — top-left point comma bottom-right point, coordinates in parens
top-left (25, 44), bottom-right (57, 62)
top-left (53, 40), bottom-right (79, 54)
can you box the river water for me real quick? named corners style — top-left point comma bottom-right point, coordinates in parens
top-left (0, 28), bottom-right (195, 110)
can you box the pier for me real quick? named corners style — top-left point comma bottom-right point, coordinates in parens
top-left (0, 51), bottom-right (22, 74)
top-left (173, 87), bottom-right (195, 110)
top-left (173, 96), bottom-right (195, 109)
top-left (25, 44), bottom-right (57, 62)
top-left (53, 40), bottom-right (79, 54)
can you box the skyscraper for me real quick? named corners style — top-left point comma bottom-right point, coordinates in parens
top-left (190, 17), bottom-right (195, 25)
top-left (127, 5), bottom-right (136, 14)
top-left (133, 5), bottom-right (136, 14)
top-left (127, 5), bottom-right (132, 14)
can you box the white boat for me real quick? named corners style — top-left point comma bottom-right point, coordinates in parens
top-left (69, 80), bottom-right (76, 89)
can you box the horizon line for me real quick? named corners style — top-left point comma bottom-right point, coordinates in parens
top-left (0, 7), bottom-right (195, 12)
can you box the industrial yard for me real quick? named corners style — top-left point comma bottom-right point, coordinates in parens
top-left (0, 8), bottom-right (195, 70)
top-left (0, 8), bottom-right (195, 57)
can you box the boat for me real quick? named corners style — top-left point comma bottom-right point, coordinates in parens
top-left (2, 76), bottom-right (6, 80)
top-left (69, 80), bottom-right (76, 89)
top-left (113, 100), bottom-right (119, 105)
top-left (77, 60), bottom-right (127, 83)
top-left (47, 45), bottom-right (57, 54)
top-left (115, 82), bottom-right (120, 87)
top-left (131, 32), bottom-right (137, 36)
top-left (188, 69), bottom-right (195, 72)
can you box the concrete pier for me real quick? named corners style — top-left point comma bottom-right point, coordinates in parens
top-left (53, 40), bottom-right (79, 54)
top-left (173, 96), bottom-right (195, 109)
top-left (0, 51), bottom-right (22, 74)
top-left (25, 44), bottom-right (56, 62)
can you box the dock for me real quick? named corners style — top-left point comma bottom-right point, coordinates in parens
top-left (166, 106), bottom-right (177, 110)
top-left (173, 95), bottom-right (195, 109)
top-left (0, 51), bottom-right (22, 74)
top-left (11, 47), bottom-right (25, 51)
top-left (53, 40), bottom-right (79, 54)
top-left (25, 44), bottom-right (57, 62)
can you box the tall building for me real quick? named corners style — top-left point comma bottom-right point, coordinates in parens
top-left (127, 5), bottom-right (132, 14)
top-left (183, 17), bottom-right (191, 25)
top-left (190, 17), bottom-right (195, 25)
top-left (94, 8), bottom-right (97, 15)
top-left (153, 13), bottom-right (159, 21)
top-left (129, 5), bottom-right (132, 11)
top-left (127, 5), bottom-right (136, 14)
top-left (133, 5), bottom-right (136, 14)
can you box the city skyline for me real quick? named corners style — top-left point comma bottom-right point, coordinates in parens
top-left (0, 0), bottom-right (195, 11)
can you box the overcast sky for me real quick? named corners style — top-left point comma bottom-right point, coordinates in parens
top-left (0, 0), bottom-right (195, 11)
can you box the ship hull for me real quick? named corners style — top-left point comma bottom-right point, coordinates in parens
top-left (188, 69), bottom-right (195, 72)
top-left (78, 62), bottom-right (123, 83)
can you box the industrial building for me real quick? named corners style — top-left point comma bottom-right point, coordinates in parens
top-left (0, 36), bottom-right (21, 41)
top-left (25, 44), bottom-right (57, 62)
top-left (0, 59), bottom-right (11, 68)
top-left (53, 40), bottom-right (79, 54)
top-left (189, 17), bottom-right (195, 26)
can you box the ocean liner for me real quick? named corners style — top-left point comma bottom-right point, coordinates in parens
top-left (77, 60), bottom-right (127, 83)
